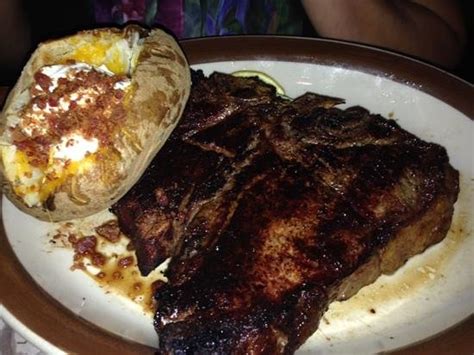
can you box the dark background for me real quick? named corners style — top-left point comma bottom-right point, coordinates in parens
top-left (455, 0), bottom-right (473, 82)
top-left (1, 0), bottom-right (472, 84)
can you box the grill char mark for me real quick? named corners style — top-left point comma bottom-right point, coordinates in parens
top-left (112, 70), bottom-right (459, 354)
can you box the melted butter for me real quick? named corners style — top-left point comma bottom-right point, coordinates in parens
top-left (65, 35), bottom-right (131, 75)
top-left (84, 250), bottom-right (164, 315)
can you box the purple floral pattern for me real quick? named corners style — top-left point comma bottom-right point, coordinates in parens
top-left (93, 0), bottom-right (303, 39)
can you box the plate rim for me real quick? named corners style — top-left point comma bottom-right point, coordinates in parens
top-left (181, 35), bottom-right (473, 119)
top-left (0, 35), bottom-right (472, 354)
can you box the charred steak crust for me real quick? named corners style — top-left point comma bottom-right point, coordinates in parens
top-left (112, 70), bottom-right (459, 354)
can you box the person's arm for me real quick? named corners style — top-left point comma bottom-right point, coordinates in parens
top-left (0, 0), bottom-right (31, 71)
top-left (301, 0), bottom-right (466, 68)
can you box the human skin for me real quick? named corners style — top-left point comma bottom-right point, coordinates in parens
top-left (301, 0), bottom-right (466, 68)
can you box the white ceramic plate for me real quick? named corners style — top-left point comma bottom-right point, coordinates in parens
top-left (1, 37), bottom-right (473, 354)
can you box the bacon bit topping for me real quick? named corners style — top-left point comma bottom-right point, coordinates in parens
top-left (70, 262), bottom-right (85, 271)
top-left (91, 252), bottom-right (106, 267)
top-left (68, 234), bottom-right (78, 245)
top-left (69, 234), bottom-right (108, 270)
top-left (34, 72), bottom-right (52, 92)
top-left (118, 256), bottom-right (134, 269)
top-left (95, 220), bottom-right (122, 243)
top-left (73, 235), bottom-right (97, 255)
top-left (14, 67), bottom-right (129, 168)
top-left (48, 96), bottom-right (59, 107)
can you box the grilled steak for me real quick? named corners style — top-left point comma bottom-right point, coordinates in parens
top-left (112, 70), bottom-right (459, 354)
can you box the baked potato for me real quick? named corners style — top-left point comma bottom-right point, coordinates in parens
top-left (0, 25), bottom-right (191, 221)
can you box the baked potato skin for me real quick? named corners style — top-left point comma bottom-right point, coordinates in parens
top-left (0, 26), bottom-right (191, 221)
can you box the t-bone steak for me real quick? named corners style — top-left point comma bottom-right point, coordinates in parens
top-left (112, 70), bottom-right (459, 354)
